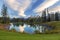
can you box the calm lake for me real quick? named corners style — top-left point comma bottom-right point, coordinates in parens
top-left (8, 23), bottom-right (53, 34)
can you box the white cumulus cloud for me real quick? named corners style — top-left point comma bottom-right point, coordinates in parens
top-left (34, 0), bottom-right (59, 13)
top-left (49, 5), bottom-right (60, 13)
top-left (4, 0), bottom-right (32, 17)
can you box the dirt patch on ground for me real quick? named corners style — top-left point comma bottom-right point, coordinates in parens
top-left (0, 24), bottom-right (10, 30)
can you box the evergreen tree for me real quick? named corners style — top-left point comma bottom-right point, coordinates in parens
top-left (42, 10), bottom-right (46, 22)
top-left (55, 12), bottom-right (59, 21)
top-left (1, 4), bottom-right (10, 24)
top-left (47, 13), bottom-right (50, 22)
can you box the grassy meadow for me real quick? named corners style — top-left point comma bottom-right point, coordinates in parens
top-left (0, 30), bottom-right (60, 40)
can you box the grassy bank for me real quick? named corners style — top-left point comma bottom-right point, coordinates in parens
top-left (43, 21), bottom-right (60, 33)
top-left (45, 21), bottom-right (60, 30)
top-left (0, 30), bottom-right (60, 40)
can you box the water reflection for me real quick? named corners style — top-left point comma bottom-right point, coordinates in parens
top-left (9, 23), bottom-right (53, 34)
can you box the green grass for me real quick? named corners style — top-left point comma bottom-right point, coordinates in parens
top-left (45, 21), bottom-right (60, 26)
top-left (43, 21), bottom-right (60, 33)
top-left (0, 30), bottom-right (60, 40)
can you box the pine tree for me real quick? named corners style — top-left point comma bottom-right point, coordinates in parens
top-left (55, 12), bottom-right (59, 21)
top-left (42, 10), bottom-right (46, 22)
top-left (1, 4), bottom-right (10, 24)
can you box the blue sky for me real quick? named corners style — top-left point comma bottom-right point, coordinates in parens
top-left (0, 0), bottom-right (60, 18)
top-left (25, 0), bottom-right (44, 15)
